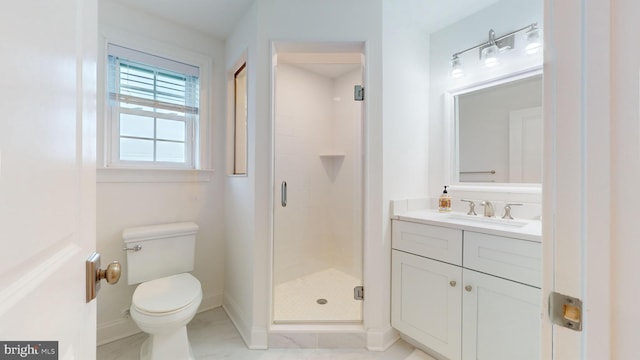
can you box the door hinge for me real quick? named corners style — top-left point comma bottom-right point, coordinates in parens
top-left (354, 85), bottom-right (365, 101)
top-left (549, 291), bottom-right (582, 331)
top-left (354, 286), bottom-right (364, 300)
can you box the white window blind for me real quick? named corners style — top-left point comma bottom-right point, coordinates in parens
top-left (107, 44), bottom-right (200, 167)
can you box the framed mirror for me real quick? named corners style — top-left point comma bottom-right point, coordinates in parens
top-left (447, 68), bottom-right (542, 192)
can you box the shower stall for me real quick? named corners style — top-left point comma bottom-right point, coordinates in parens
top-left (272, 44), bottom-right (364, 324)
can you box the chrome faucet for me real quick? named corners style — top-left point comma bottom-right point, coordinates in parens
top-left (460, 200), bottom-right (477, 215)
top-left (502, 203), bottom-right (523, 220)
top-left (480, 200), bottom-right (495, 217)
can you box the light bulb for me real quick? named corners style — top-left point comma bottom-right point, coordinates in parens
top-left (450, 56), bottom-right (463, 78)
top-left (481, 44), bottom-right (499, 67)
top-left (525, 26), bottom-right (541, 55)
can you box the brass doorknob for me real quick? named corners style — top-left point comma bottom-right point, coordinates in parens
top-left (98, 261), bottom-right (121, 285)
top-left (86, 253), bottom-right (121, 303)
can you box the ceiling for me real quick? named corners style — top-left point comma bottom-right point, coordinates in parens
top-left (422, 0), bottom-right (502, 33)
top-left (111, 0), bottom-right (256, 39)
top-left (110, 0), bottom-right (501, 40)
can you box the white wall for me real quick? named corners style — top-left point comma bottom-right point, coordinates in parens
top-left (382, 0), bottom-right (431, 203)
top-left (428, 0), bottom-right (543, 201)
top-left (379, 0), bottom-right (433, 348)
top-left (223, 1), bottom-right (260, 348)
top-left (96, 1), bottom-right (226, 345)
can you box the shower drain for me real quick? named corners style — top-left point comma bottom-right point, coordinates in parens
top-left (316, 298), bottom-right (328, 305)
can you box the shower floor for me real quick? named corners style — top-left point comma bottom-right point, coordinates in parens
top-left (273, 268), bottom-right (362, 322)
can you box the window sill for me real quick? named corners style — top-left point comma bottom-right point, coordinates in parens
top-left (97, 167), bottom-right (214, 183)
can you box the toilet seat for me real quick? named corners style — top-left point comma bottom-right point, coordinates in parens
top-left (132, 273), bottom-right (201, 316)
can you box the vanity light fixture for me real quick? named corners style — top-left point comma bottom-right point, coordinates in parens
top-left (449, 23), bottom-right (540, 77)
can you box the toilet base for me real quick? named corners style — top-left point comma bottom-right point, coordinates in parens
top-left (139, 326), bottom-right (195, 360)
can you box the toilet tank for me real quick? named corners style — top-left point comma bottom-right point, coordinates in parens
top-left (123, 222), bottom-right (199, 285)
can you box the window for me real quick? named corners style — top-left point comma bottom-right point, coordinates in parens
top-left (233, 63), bottom-right (247, 174)
top-left (107, 44), bottom-right (200, 168)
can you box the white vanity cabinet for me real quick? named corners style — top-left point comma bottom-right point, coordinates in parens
top-left (391, 219), bottom-right (541, 360)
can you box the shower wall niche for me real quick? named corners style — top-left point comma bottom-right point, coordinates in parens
top-left (273, 57), bottom-right (363, 323)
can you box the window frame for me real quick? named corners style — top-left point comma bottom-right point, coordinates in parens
top-left (226, 51), bottom-right (249, 177)
top-left (98, 30), bottom-right (213, 175)
top-left (108, 53), bottom-right (198, 169)
top-left (232, 62), bottom-right (248, 175)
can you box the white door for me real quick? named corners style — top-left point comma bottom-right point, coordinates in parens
top-left (509, 106), bottom-right (543, 183)
top-left (544, 0), bottom-right (612, 358)
top-left (610, 1), bottom-right (640, 359)
top-left (0, 0), bottom-right (98, 358)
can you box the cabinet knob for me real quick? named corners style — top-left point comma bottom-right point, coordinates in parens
top-left (449, 280), bottom-right (457, 287)
top-left (465, 285), bottom-right (473, 292)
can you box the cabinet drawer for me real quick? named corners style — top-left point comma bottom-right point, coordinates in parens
top-left (463, 231), bottom-right (542, 287)
top-left (392, 220), bottom-right (462, 265)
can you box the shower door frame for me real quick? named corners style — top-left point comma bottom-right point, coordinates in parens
top-left (269, 41), bottom-right (368, 328)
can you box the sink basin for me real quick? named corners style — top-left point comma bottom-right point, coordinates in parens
top-left (445, 213), bottom-right (528, 227)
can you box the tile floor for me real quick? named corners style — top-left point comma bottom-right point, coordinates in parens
top-left (274, 268), bottom-right (362, 322)
top-left (97, 307), bottom-right (435, 360)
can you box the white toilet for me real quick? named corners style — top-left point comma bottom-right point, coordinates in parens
top-left (123, 222), bottom-right (202, 360)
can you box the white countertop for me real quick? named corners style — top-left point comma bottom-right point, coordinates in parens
top-left (392, 209), bottom-right (542, 242)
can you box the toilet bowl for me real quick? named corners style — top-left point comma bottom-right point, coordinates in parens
top-left (123, 222), bottom-right (201, 360)
top-left (130, 273), bottom-right (202, 360)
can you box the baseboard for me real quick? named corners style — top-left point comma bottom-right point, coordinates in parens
top-left (249, 326), bottom-right (268, 350)
top-left (222, 292), bottom-right (252, 347)
top-left (269, 324), bottom-right (366, 349)
top-left (366, 324), bottom-right (400, 351)
top-left (222, 293), bottom-right (268, 350)
top-left (199, 292), bottom-right (223, 313)
top-left (97, 317), bottom-right (141, 346)
top-left (97, 292), bottom-right (222, 346)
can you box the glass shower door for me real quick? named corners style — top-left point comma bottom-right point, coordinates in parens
top-left (272, 57), bottom-right (363, 323)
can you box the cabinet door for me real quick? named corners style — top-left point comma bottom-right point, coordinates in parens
top-left (462, 269), bottom-right (541, 360)
top-left (392, 250), bottom-right (462, 360)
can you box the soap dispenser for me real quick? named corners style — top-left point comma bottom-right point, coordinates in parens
top-left (438, 186), bottom-right (452, 212)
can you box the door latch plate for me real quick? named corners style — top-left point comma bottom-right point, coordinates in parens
top-left (549, 291), bottom-right (582, 331)
top-left (86, 252), bottom-right (101, 303)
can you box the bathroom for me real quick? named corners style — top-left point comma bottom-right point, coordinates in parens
top-left (94, 0), bottom-right (545, 356)
top-left (2, 0), bottom-right (633, 358)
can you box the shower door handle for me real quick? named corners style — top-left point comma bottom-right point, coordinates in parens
top-left (281, 181), bottom-right (287, 207)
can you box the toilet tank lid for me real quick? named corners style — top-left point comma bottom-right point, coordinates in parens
top-left (123, 222), bottom-right (199, 242)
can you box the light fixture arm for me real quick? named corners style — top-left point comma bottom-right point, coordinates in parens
top-left (488, 29), bottom-right (496, 45)
top-left (451, 23), bottom-right (538, 59)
